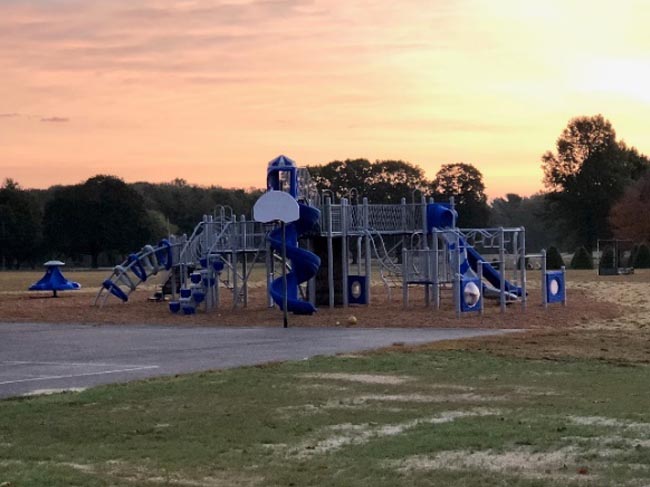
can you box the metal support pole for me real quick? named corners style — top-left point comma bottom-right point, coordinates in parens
top-left (215, 263), bottom-right (221, 309)
top-left (499, 227), bottom-right (506, 314)
top-left (281, 221), bottom-right (288, 328)
top-left (455, 231), bottom-right (461, 318)
top-left (424, 246), bottom-right (431, 307)
top-left (242, 251), bottom-right (248, 307)
top-left (433, 232), bottom-right (440, 310)
top-left (561, 265), bottom-right (567, 307)
top-left (342, 198), bottom-right (349, 308)
top-left (520, 228), bottom-right (527, 311)
top-left (363, 197), bottom-right (371, 305)
top-left (512, 230), bottom-right (518, 283)
top-left (357, 237), bottom-right (362, 275)
top-left (478, 260), bottom-right (484, 316)
top-left (326, 197), bottom-right (334, 309)
top-left (541, 248), bottom-right (548, 309)
top-left (421, 195), bottom-right (428, 247)
top-left (308, 238), bottom-right (316, 307)
top-left (402, 247), bottom-right (408, 308)
top-left (266, 238), bottom-right (273, 308)
top-left (231, 216), bottom-right (239, 309)
top-left (241, 216), bottom-right (248, 307)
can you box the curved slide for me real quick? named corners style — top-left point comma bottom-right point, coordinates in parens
top-left (465, 245), bottom-right (523, 296)
top-left (438, 231), bottom-right (522, 298)
top-left (427, 202), bottom-right (522, 297)
top-left (268, 203), bottom-right (321, 315)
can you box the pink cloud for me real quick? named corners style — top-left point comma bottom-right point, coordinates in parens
top-left (40, 116), bottom-right (69, 123)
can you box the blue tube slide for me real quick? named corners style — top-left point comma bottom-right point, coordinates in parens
top-left (268, 203), bottom-right (321, 315)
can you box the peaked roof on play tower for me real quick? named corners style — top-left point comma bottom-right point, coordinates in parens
top-left (268, 155), bottom-right (296, 170)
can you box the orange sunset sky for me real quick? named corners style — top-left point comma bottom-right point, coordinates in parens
top-left (1, 0), bottom-right (649, 199)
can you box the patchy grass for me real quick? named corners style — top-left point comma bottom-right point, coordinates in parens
top-left (1, 347), bottom-right (649, 486)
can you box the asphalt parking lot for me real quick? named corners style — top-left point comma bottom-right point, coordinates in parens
top-left (0, 323), bottom-right (516, 399)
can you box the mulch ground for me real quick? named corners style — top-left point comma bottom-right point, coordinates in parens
top-left (0, 284), bottom-right (621, 330)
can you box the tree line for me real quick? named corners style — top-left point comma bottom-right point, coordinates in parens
top-left (1, 113), bottom-right (649, 269)
top-left (0, 177), bottom-right (262, 269)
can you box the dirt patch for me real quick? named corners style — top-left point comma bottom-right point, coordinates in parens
top-left (567, 416), bottom-right (650, 431)
top-left (22, 387), bottom-right (86, 397)
top-left (298, 373), bottom-right (413, 385)
top-left (277, 392), bottom-right (503, 417)
top-left (357, 393), bottom-right (506, 403)
top-left (391, 446), bottom-right (584, 480)
top-left (288, 408), bottom-right (501, 457)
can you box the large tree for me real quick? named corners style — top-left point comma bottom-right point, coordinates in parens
top-left (0, 179), bottom-right (42, 268)
top-left (431, 163), bottom-right (490, 227)
top-left (609, 172), bottom-right (650, 243)
top-left (307, 159), bottom-right (373, 201)
top-left (366, 160), bottom-right (428, 204)
top-left (542, 114), bottom-right (649, 250)
top-left (44, 175), bottom-right (154, 267)
top-left (307, 159), bottom-right (427, 203)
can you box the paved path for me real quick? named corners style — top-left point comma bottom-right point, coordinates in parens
top-left (0, 323), bottom-right (516, 399)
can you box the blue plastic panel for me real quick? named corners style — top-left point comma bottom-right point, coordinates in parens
top-left (545, 271), bottom-right (565, 304)
top-left (347, 275), bottom-right (368, 305)
top-left (460, 277), bottom-right (482, 313)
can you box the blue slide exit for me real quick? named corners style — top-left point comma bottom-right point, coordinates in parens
top-left (268, 203), bottom-right (321, 315)
top-left (426, 202), bottom-right (523, 297)
top-left (465, 244), bottom-right (523, 297)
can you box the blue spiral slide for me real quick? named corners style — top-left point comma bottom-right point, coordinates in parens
top-left (268, 203), bottom-right (321, 315)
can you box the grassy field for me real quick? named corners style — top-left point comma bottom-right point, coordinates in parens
top-left (1, 344), bottom-right (649, 486)
top-left (2, 269), bottom-right (649, 485)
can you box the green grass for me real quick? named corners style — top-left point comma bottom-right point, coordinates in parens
top-left (1, 351), bottom-right (649, 486)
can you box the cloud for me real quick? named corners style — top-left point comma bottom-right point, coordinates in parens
top-left (1, 112), bottom-right (21, 118)
top-left (40, 116), bottom-right (69, 123)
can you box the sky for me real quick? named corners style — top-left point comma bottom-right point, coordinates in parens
top-left (1, 0), bottom-right (649, 199)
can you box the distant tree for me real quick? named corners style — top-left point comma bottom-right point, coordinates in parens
top-left (570, 246), bottom-right (593, 269)
top-left (44, 175), bottom-right (153, 267)
top-left (542, 114), bottom-right (650, 250)
top-left (431, 163), bottom-right (490, 227)
top-left (609, 172), bottom-right (650, 243)
top-left (546, 246), bottom-right (565, 269)
top-left (490, 193), bottom-right (563, 252)
top-left (133, 181), bottom-right (262, 235)
top-left (0, 179), bottom-right (42, 268)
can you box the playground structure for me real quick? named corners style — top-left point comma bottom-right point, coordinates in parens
top-left (95, 155), bottom-right (566, 315)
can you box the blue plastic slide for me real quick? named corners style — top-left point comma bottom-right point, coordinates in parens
top-left (426, 202), bottom-right (522, 297)
top-left (465, 244), bottom-right (523, 296)
top-left (268, 203), bottom-right (321, 315)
